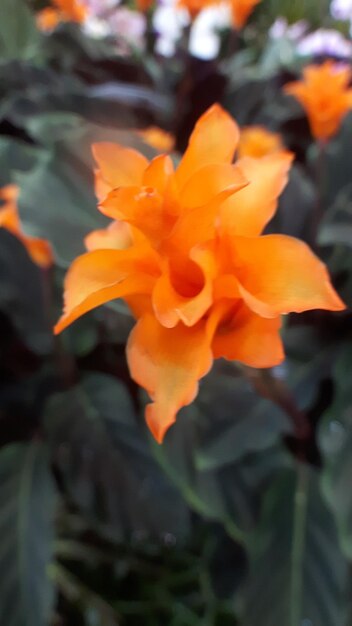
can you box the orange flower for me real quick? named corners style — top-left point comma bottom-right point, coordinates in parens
top-left (138, 127), bottom-right (175, 153)
top-left (36, 7), bottom-right (62, 31)
top-left (284, 61), bottom-right (352, 142)
top-left (135, 0), bottom-right (154, 11)
top-left (178, 0), bottom-right (215, 19)
top-left (230, 0), bottom-right (261, 29)
top-left (54, 104), bottom-right (345, 442)
top-left (237, 126), bottom-right (283, 159)
top-left (37, 0), bottom-right (87, 31)
top-left (0, 185), bottom-right (53, 269)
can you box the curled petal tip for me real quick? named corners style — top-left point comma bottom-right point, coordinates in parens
top-left (146, 404), bottom-right (175, 444)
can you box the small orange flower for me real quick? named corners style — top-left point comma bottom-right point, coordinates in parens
top-left (237, 126), bottom-right (283, 159)
top-left (54, 105), bottom-right (345, 442)
top-left (138, 127), bottom-right (175, 153)
top-left (284, 61), bottom-right (352, 142)
top-left (135, 0), bottom-right (154, 11)
top-left (0, 185), bottom-right (53, 269)
top-left (230, 0), bottom-right (261, 29)
top-left (37, 0), bottom-right (87, 31)
top-left (178, 0), bottom-right (215, 19)
top-left (36, 7), bottom-right (61, 31)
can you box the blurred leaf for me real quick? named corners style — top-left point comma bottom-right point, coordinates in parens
top-left (242, 465), bottom-right (348, 626)
top-left (152, 367), bottom-right (291, 540)
top-left (192, 369), bottom-right (291, 471)
top-left (0, 230), bottom-right (52, 354)
top-left (16, 145), bottom-right (107, 265)
top-left (0, 136), bottom-right (45, 187)
top-left (0, 441), bottom-right (57, 626)
top-left (283, 324), bottom-right (338, 411)
top-left (0, 0), bottom-right (41, 61)
top-left (319, 183), bottom-right (352, 248)
top-left (319, 342), bottom-right (352, 559)
top-left (25, 112), bottom-right (84, 144)
top-left (324, 117), bottom-right (352, 211)
top-left (268, 164), bottom-right (314, 241)
top-left (258, 0), bottom-right (330, 26)
top-left (44, 373), bottom-right (190, 540)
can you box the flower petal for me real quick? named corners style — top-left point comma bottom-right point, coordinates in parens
top-left (99, 186), bottom-right (174, 246)
top-left (84, 221), bottom-right (132, 251)
top-left (220, 151), bottom-right (293, 237)
top-left (152, 245), bottom-right (217, 328)
top-left (179, 162), bottom-right (248, 209)
top-left (175, 104), bottom-right (240, 191)
top-left (54, 247), bottom-right (160, 334)
top-left (92, 143), bottom-right (148, 200)
top-left (127, 314), bottom-right (213, 442)
top-left (212, 303), bottom-right (284, 368)
top-left (231, 234), bottom-right (345, 316)
top-left (25, 238), bottom-right (53, 269)
top-left (142, 154), bottom-right (176, 198)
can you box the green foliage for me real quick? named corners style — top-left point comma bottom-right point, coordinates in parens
top-left (0, 1), bottom-right (352, 625)
top-left (0, 442), bottom-right (57, 626)
top-left (0, 230), bottom-right (52, 353)
top-left (320, 344), bottom-right (352, 560)
top-left (0, 0), bottom-right (41, 61)
top-left (242, 466), bottom-right (348, 626)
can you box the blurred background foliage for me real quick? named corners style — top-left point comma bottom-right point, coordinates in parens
top-left (1, 0), bottom-right (352, 625)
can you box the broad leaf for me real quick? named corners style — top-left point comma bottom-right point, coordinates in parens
top-left (0, 230), bottom-right (52, 354)
top-left (319, 342), bottom-right (352, 559)
top-left (17, 147), bottom-right (108, 266)
top-left (0, 0), bottom-right (40, 61)
top-left (152, 366), bottom-right (291, 540)
top-left (242, 466), bottom-right (348, 626)
top-left (44, 373), bottom-right (190, 540)
top-left (0, 442), bottom-right (57, 626)
top-left (319, 184), bottom-right (352, 249)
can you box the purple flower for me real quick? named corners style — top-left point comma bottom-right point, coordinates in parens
top-left (297, 28), bottom-right (352, 59)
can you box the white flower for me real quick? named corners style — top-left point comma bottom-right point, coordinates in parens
top-left (189, 4), bottom-right (231, 60)
top-left (269, 16), bottom-right (308, 41)
top-left (330, 0), bottom-right (352, 20)
top-left (153, 0), bottom-right (189, 56)
top-left (297, 28), bottom-right (352, 58)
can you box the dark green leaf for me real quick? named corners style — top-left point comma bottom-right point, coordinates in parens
top-left (0, 0), bottom-right (40, 61)
top-left (16, 146), bottom-right (107, 265)
top-left (242, 465), bottom-right (348, 626)
top-left (152, 366), bottom-right (291, 540)
top-left (0, 230), bottom-right (52, 354)
top-left (44, 373), bottom-right (190, 540)
top-left (0, 136), bottom-right (45, 187)
top-left (192, 369), bottom-right (291, 471)
top-left (319, 184), bottom-right (352, 248)
top-left (0, 441), bottom-right (57, 626)
top-left (319, 342), bottom-right (352, 559)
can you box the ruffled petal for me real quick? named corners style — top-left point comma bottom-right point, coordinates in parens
top-left (220, 151), bottom-right (293, 237)
top-left (84, 221), bottom-right (132, 251)
top-left (179, 162), bottom-right (248, 209)
top-left (212, 302), bottom-right (284, 368)
top-left (175, 104), bottom-right (240, 191)
top-left (166, 175), bottom-right (247, 257)
top-left (152, 245), bottom-right (217, 328)
top-left (92, 143), bottom-right (148, 200)
top-left (142, 154), bottom-right (176, 199)
top-left (127, 314), bottom-right (213, 442)
top-left (99, 186), bottom-right (174, 245)
top-left (54, 247), bottom-right (160, 333)
top-left (231, 234), bottom-right (346, 316)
